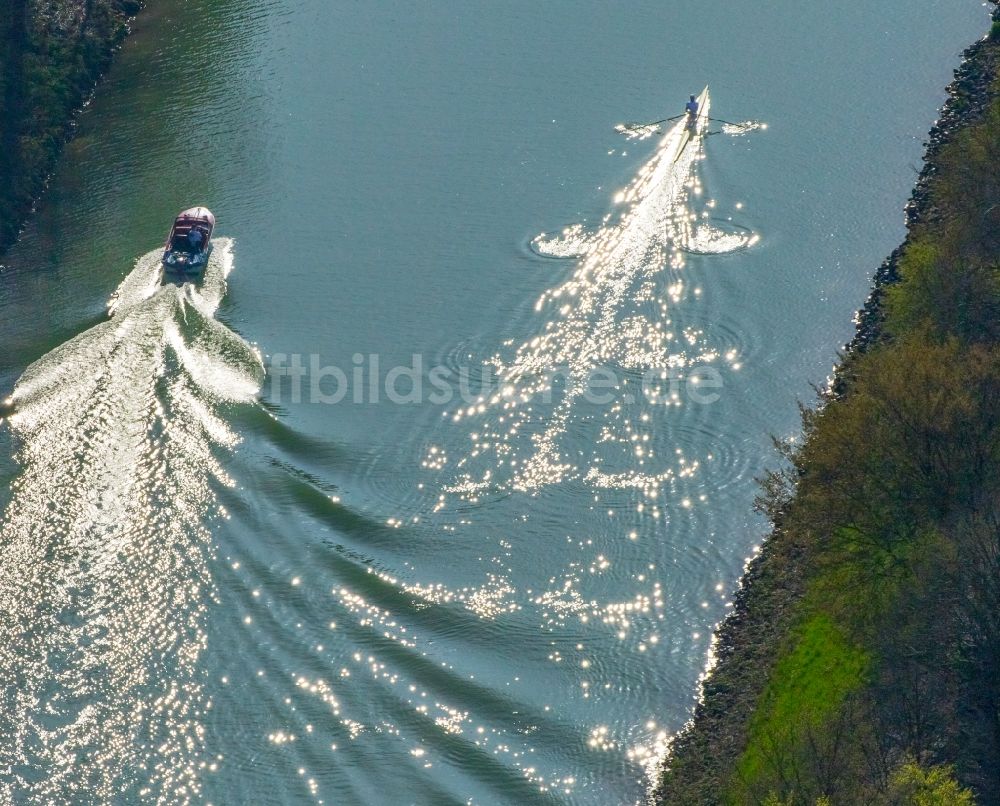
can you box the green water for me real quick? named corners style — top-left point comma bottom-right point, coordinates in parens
top-left (0, 1), bottom-right (988, 803)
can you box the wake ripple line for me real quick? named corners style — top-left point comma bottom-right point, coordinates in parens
top-left (0, 241), bottom-right (261, 804)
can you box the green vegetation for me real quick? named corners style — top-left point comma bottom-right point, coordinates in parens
top-left (888, 761), bottom-right (976, 806)
top-left (757, 762), bottom-right (975, 806)
top-left (732, 615), bottom-right (868, 802)
top-left (658, 12), bottom-right (1000, 805)
top-left (0, 0), bottom-right (140, 253)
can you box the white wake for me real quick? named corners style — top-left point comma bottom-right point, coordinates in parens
top-left (0, 240), bottom-right (261, 803)
top-left (436, 99), bottom-right (749, 500)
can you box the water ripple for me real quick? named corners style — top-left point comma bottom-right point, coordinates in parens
top-left (0, 242), bottom-right (261, 803)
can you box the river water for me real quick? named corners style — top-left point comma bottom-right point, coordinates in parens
top-left (0, 2), bottom-right (988, 803)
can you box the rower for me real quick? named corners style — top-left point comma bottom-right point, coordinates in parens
top-left (685, 94), bottom-right (699, 128)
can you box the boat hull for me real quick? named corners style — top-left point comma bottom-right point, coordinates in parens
top-left (673, 86), bottom-right (710, 163)
top-left (161, 206), bottom-right (215, 282)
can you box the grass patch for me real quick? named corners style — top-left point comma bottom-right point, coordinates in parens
top-left (729, 614), bottom-right (868, 803)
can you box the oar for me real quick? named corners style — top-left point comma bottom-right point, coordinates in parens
top-left (707, 116), bottom-right (752, 129)
top-left (616, 113), bottom-right (685, 132)
top-left (618, 114), bottom-right (760, 135)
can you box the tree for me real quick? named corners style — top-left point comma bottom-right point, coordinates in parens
top-left (887, 760), bottom-right (974, 806)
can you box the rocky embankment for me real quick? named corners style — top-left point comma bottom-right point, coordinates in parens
top-left (0, 0), bottom-right (141, 255)
top-left (847, 17), bottom-right (1000, 360)
top-left (657, 6), bottom-right (1000, 804)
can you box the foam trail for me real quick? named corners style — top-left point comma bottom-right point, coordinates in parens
top-left (439, 96), bottom-right (747, 499)
top-left (0, 240), bottom-right (261, 803)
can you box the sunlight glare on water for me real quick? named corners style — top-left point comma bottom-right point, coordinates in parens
top-left (0, 242), bottom-right (261, 803)
top-left (435, 94), bottom-right (755, 504)
top-left (237, 96), bottom-right (765, 803)
top-left (0, 1), bottom-right (988, 803)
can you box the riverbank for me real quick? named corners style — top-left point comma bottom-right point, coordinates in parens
top-left (657, 7), bottom-right (1000, 805)
top-left (0, 0), bottom-right (141, 255)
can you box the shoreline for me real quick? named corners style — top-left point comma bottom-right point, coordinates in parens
top-left (657, 6), bottom-right (1000, 803)
top-left (0, 0), bottom-right (143, 257)
top-left (846, 20), bottom-right (1000, 363)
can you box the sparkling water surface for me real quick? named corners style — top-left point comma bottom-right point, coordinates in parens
top-left (0, 1), bottom-right (988, 803)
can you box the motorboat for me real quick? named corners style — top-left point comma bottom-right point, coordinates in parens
top-left (162, 207), bottom-right (215, 274)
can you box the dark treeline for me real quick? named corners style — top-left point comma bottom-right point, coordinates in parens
top-left (658, 10), bottom-right (1000, 806)
top-left (0, 0), bottom-right (140, 254)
